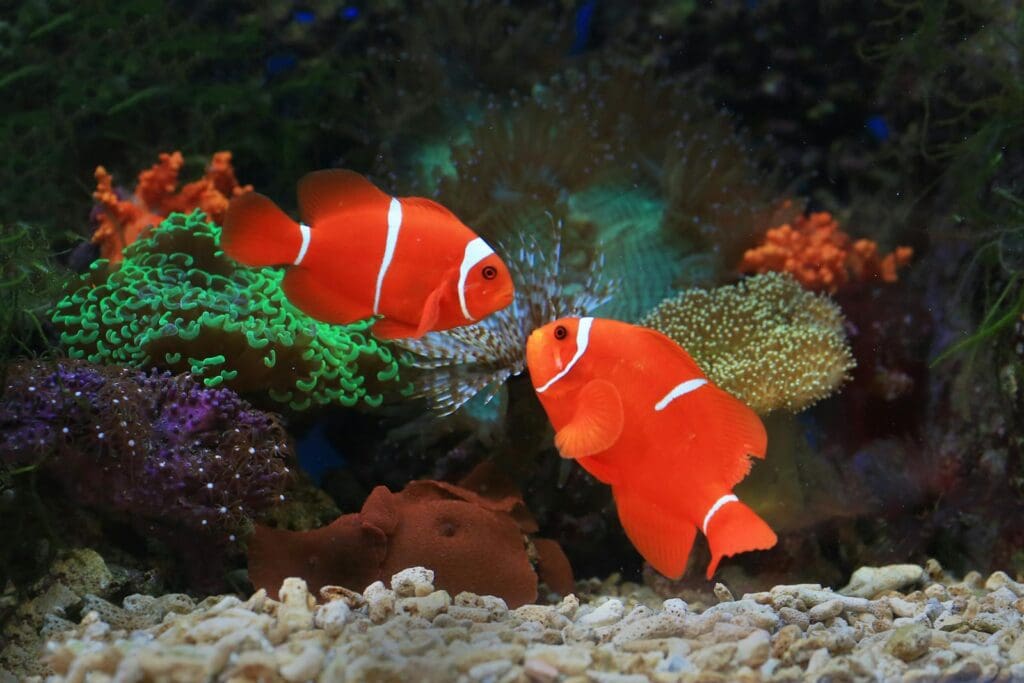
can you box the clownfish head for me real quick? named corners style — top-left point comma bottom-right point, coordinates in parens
top-left (457, 239), bottom-right (514, 322)
top-left (526, 317), bottom-right (595, 395)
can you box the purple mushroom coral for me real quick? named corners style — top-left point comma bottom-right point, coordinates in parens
top-left (0, 359), bottom-right (293, 581)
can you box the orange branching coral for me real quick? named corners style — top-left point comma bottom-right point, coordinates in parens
top-left (91, 151), bottom-right (252, 263)
top-left (91, 166), bottom-right (162, 263)
top-left (738, 210), bottom-right (913, 293)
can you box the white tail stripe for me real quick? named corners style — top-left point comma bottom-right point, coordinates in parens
top-left (654, 378), bottom-right (708, 411)
top-left (702, 494), bottom-right (739, 535)
top-left (373, 198), bottom-right (403, 315)
top-left (293, 223), bottom-right (312, 266)
top-left (535, 317), bottom-right (594, 393)
top-left (457, 237), bottom-right (496, 320)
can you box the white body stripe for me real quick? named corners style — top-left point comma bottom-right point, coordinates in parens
top-left (293, 223), bottom-right (312, 266)
top-left (702, 494), bottom-right (739, 535)
top-left (535, 317), bottom-right (594, 394)
top-left (373, 198), bottom-right (403, 315)
top-left (654, 378), bottom-right (708, 411)
top-left (457, 237), bottom-right (496, 320)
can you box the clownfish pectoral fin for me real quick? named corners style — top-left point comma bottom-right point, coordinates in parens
top-left (282, 267), bottom-right (371, 325)
top-left (554, 379), bottom-right (624, 459)
top-left (221, 192), bottom-right (301, 267)
top-left (704, 496), bottom-right (777, 580)
top-left (297, 169), bottom-right (390, 225)
top-left (371, 281), bottom-right (445, 340)
top-left (613, 485), bottom-right (696, 579)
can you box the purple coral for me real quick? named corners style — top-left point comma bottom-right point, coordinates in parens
top-left (0, 359), bottom-right (293, 547)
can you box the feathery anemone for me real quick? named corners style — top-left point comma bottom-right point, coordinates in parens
top-left (396, 217), bottom-right (611, 415)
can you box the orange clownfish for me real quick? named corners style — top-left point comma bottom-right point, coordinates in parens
top-left (220, 169), bottom-right (515, 339)
top-left (526, 317), bottom-right (777, 579)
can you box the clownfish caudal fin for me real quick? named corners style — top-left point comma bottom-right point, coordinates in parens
top-left (221, 192), bottom-right (302, 267)
top-left (554, 379), bottom-right (624, 459)
top-left (613, 485), bottom-right (696, 579)
top-left (704, 496), bottom-right (777, 580)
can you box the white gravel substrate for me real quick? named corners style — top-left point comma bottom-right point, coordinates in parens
top-left (36, 563), bottom-right (1024, 682)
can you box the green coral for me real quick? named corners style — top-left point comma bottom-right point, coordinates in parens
top-left (640, 272), bottom-right (855, 414)
top-left (51, 211), bottom-right (408, 411)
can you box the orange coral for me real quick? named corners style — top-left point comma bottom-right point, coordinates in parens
top-left (91, 151), bottom-right (252, 264)
top-left (738, 210), bottom-right (913, 293)
top-left (91, 167), bottom-right (162, 263)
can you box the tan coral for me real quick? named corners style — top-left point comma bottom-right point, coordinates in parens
top-left (640, 272), bottom-right (856, 413)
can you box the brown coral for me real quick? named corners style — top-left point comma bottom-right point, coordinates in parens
top-left (247, 480), bottom-right (572, 608)
top-left (738, 210), bottom-right (913, 293)
top-left (90, 151), bottom-right (252, 264)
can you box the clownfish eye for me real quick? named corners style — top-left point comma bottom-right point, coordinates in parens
top-left (554, 325), bottom-right (568, 340)
top-left (482, 265), bottom-right (497, 280)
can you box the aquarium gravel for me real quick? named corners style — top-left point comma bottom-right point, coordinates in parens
top-left (34, 562), bottom-right (1024, 682)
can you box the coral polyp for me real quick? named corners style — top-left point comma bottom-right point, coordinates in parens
top-left (0, 359), bottom-right (292, 545)
top-left (52, 211), bottom-right (407, 411)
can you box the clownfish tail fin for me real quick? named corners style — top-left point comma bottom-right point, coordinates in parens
top-left (704, 495), bottom-right (777, 579)
top-left (221, 192), bottom-right (302, 267)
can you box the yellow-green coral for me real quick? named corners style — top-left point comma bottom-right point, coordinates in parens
top-left (51, 211), bottom-right (409, 411)
top-left (640, 272), bottom-right (855, 413)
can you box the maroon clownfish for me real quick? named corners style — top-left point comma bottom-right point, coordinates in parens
top-left (526, 316), bottom-right (777, 579)
top-left (220, 169), bottom-right (515, 339)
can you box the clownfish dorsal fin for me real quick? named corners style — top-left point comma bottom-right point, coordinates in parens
top-left (297, 169), bottom-right (390, 225)
top-left (613, 485), bottom-right (697, 580)
top-left (699, 384), bottom-right (767, 487)
top-left (636, 325), bottom-right (706, 376)
top-left (554, 379), bottom-right (624, 459)
top-left (399, 196), bottom-right (462, 223)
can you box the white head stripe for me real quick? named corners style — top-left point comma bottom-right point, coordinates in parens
top-left (457, 237), bottom-right (496, 321)
top-left (535, 317), bottom-right (594, 394)
top-left (654, 378), bottom-right (708, 411)
top-left (373, 198), bottom-right (403, 315)
top-left (293, 223), bottom-right (312, 266)
top-left (702, 494), bottom-right (739, 535)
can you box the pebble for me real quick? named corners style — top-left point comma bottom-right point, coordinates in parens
top-left (29, 564), bottom-right (1024, 683)
top-left (885, 623), bottom-right (931, 661)
top-left (391, 566), bottom-right (436, 598)
top-left (841, 564), bottom-right (926, 598)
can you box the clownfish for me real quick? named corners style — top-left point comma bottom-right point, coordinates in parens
top-left (220, 169), bottom-right (515, 339)
top-left (526, 317), bottom-right (777, 579)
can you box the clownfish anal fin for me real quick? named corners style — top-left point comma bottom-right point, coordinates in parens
top-left (282, 268), bottom-right (370, 325)
top-left (370, 319), bottom-right (421, 340)
top-left (297, 169), bottom-right (389, 225)
top-left (575, 454), bottom-right (620, 486)
top-left (613, 485), bottom-right (696, 580)
top-left (554, 379), bottom-right (623, 459)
